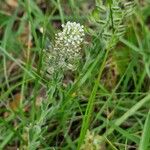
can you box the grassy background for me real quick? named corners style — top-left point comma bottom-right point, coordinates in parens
top-left (0, 0), bottom-right (150, 149)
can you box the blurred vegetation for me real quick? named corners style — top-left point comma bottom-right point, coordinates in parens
top-left (0, 0), bottom-right (150, 149)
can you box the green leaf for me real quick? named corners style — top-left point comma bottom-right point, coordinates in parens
top-left (139, 110), bottom-right (150, 150)
top-left (91, 7), bottom-right (100, 22)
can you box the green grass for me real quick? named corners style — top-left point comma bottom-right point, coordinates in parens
top-left (0, 0), bottom-right (150, 149)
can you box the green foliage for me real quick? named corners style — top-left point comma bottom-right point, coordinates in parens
top-left (139, 110), bottom-right (150, 150)
top-left (0, 0), bottom-right (150, 150)
top-left (91, 0), bottom-right (135, 47)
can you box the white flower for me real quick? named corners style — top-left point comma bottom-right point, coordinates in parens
top-left (46, 21), bottom-right (85, 74)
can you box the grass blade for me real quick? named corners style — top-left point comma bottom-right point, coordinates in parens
top-left (139, 110), bottom-right (150, 150)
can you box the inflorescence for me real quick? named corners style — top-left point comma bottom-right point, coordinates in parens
top-left (45, 21), bottom-right (85, 75)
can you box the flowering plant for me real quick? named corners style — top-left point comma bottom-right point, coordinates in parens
top-left (45, 21), bottom-right (85, 75)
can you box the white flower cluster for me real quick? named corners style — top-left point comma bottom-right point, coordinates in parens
top-left (46, 21), bottom-right (85, 74)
